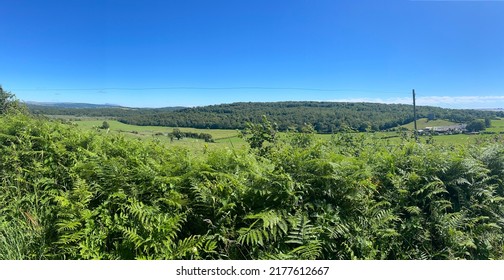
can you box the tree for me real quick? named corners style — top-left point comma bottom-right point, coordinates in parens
top-left (358, 122), bottom-right (371, 132)
top-left (100, 121), bottom-right (110, 129)
top-left (0, 86), bottom-right (16, 114)
top-left (466, 119), bottom-right (486, 132)
top-left (172, 128), bottom-right (183, 140)
top-left (241, 115), bottom-right (278, 153)
top-left (199, 133), bottom-right (214, 143)
top-left (485, 117), bottom-right (491, 128)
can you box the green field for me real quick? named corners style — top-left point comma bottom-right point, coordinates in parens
top-left (485, 118), bottom-right (504, 133)
top-left (73, 119), bottom-right (244, 152)
top-left (400, 118), bottom-right (458, 130)
top-left (72, 118), bottom-right (504, 150)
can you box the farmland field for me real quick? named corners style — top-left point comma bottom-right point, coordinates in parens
top-left (73, 118), bottom-right (504, 149)
top-left (73, 119), bottom-right (245, 152)
top-left (400, 118), bottom-right (458, 130)
top-left (485, 118), bottom-right (504, 133)
top-left (74, 119), bottom-right (238, 138)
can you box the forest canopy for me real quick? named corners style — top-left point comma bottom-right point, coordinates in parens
top-left (28, 101), bottom-right (502, 133)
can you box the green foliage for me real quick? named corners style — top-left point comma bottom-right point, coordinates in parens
top-left (0, 86), bottom-right (25, 115)
top-left (172, 128), bottom-right (183, 140)
top-left (167, 129), bottom-right (214, 143)
top-left (28, 101), bottom-right (502, 133)
top-left (485, 117), bottom-right (492, 128)
top-left (100, 121), bottom-right (110, 129)
top-left (0, 86), bottom-right (15, 114)
top-left (241, 115), bottom-right (278, 154)
top-left (2, 110), bottom-right (504, 260)
top-left (467, 119), bottom-right (486, 132)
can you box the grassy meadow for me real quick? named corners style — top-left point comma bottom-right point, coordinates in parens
top-left (485, 118), bottom-right (504, 133)
top-left (72, 119), bottom-right (245, 152)
top-left (70, 117), bottom-right (504, 152)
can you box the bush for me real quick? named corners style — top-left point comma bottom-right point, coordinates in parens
top-left (0, 86), bottom-right (24, 115)
top-left (100, 121), bottom-right (110, 129)
top-left (467, 119), bottom-right (486, 132)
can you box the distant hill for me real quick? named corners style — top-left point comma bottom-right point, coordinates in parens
top-left (119, 102), bottom-right (504, 132)
top-left (478, 108), bottom-right (504, 112)
top-left (24, 101), bottom-right (124, 109)
top-left (27, 102), bottom-right (186, 118)
top-left (27, 101), bottom-right (503, 133)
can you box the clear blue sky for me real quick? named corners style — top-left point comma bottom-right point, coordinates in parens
top-left (1, 0), bottom-right (503, 108)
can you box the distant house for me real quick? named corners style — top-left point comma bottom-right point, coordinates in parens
top-left (422, 124), bottom-right (467, 134)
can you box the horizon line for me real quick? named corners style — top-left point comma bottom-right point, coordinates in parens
top-left (21, 99), bottom-right (503, 111)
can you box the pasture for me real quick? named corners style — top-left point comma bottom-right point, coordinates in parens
top-left (73, 119), bottom-right (245, 152)
top-left (70, 118), bottom-right (504, 152)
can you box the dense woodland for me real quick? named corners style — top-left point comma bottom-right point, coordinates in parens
top-left (28, 101), bottom-right (502, 133)
top-left (2, 87), bottom-right (504, 259)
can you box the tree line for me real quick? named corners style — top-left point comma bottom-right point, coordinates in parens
top-left (27, 101), bottom-right (503, 133)
top-left (169, 128), bottom-right (214, 142)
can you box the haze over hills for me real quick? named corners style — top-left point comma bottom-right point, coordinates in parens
top-left (24, 100), bottom-right (504, 111)
top-left (24, 101), bottom-right (124, 109)
top-left (25, 101), bottom-right (186, 110)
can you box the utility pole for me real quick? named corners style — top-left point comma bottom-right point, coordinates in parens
top-left (413, 89), bottom-right (418, 138)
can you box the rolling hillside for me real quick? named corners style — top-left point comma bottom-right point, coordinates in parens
top-left (28, 101), bottom-right (503, 133)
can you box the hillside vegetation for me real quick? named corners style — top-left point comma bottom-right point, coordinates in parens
top-left (2, 111), bottom-right (504, 259)
top-left (2, 87), bottom-right (504, 259)
top-left (28, 101), bottom-right (502, 133)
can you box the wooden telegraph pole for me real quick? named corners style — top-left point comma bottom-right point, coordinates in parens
top-left (413, 89), bottom-right (418, 138)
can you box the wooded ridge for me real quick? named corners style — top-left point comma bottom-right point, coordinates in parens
top-left (28, 101), bottom-right (502, 133)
